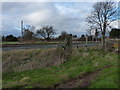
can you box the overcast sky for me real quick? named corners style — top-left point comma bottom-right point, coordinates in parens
top-left (1, 1), bottom-right (119, 37)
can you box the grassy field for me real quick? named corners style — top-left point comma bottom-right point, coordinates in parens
top-left (89, 66), bottom-right (118, 88)
top-left (2, 47), bottom-right (118, 88)
top-left (1, 41), bottom-right (19, 44)
top-left (1, 41), bottom-right (100, 45)
top-left (1, 41), bottom-right (61, 45)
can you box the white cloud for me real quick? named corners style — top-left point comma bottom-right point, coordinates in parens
top-left (1, 2), bottom-right (95, 37)
top-left (2, 0), bottom-right (119, 2)
top-left (2, 2), bottom-right (119, 37)
top-left (110, 20), bottom-right (118, 28)
top-left (55, 4), bottom-right (79, 17)
top-left (24, 10), bottom-right (53, 25)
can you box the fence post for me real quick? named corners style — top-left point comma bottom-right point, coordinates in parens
top-left (86, 35), bottom-right (88, 44)
top-left (64, 34), bottom-right (72, 59)
top-left (118, 39), bottom-right (120, 51)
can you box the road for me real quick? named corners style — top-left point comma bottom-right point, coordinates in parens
top-left (2, 43), bottom-right (100, 51)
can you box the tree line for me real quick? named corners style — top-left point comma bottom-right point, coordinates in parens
top-left (2, 27), bottom-right (119, 42)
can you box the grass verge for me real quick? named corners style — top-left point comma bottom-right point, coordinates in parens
top-left (2, 48), bottom-right (118, 88)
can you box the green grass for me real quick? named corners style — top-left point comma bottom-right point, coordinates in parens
top-left (89, 53), bottom-right (119, 88)
top-left (2, 48), bottom-right (118, 88)
top-left (1, 41), bottom-right (60, 45)
top-left (1, 41), bottom-right (19, 44)
top-left (89, 66), bottom-right (118, 88)
top-left (1, 41), bottom-right (100, 45)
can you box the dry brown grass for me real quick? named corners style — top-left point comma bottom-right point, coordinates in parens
top-left (2, 48), bottom-right (65, 73)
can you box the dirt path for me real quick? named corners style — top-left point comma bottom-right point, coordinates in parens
top-left (55, 65), bottom-right (112, 88)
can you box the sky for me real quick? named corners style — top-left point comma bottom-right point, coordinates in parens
top-left (1, 1), bottom-right (120, 37)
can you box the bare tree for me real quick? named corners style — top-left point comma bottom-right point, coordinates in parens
top-left (58, 31), bottom-right (67, 40)
top-left (25, 25), bottom-right (36, 33)
top-left (36, 26), bottom-right (56, 40)
top-left (22, 25), bottom-right (35, 41)
top-left (23, 29), bottom-right (34, 41)
top-left (86, 1), bottom-right (117, 48)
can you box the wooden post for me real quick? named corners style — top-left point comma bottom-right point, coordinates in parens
top-left (64, 34), bottom-right (72, 59)
top-left (118, 39), bottom-right (120, 51)
top-left (92, 35), bottom-right (94, 43)
top-left (86, 34), bottom-right (88, 44)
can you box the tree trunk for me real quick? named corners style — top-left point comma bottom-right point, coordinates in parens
top-left (101, 34), bottom-right (105, 49)
top-left (46, 37), bottom-right (50, 41)
top-left (102, 24), bottom-right (106, 49)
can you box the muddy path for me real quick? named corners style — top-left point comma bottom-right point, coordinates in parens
top-left (55, 65), bottom-right (112, 88)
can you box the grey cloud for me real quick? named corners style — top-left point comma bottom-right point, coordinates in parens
top-left (2, 2), bottom-right (94, 37)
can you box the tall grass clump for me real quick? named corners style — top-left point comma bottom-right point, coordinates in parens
top-left (2, 48), bottom-right (65, 73)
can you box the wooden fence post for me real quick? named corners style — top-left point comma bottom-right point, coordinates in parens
top-left (118, 39), bottom-right (120, 51)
